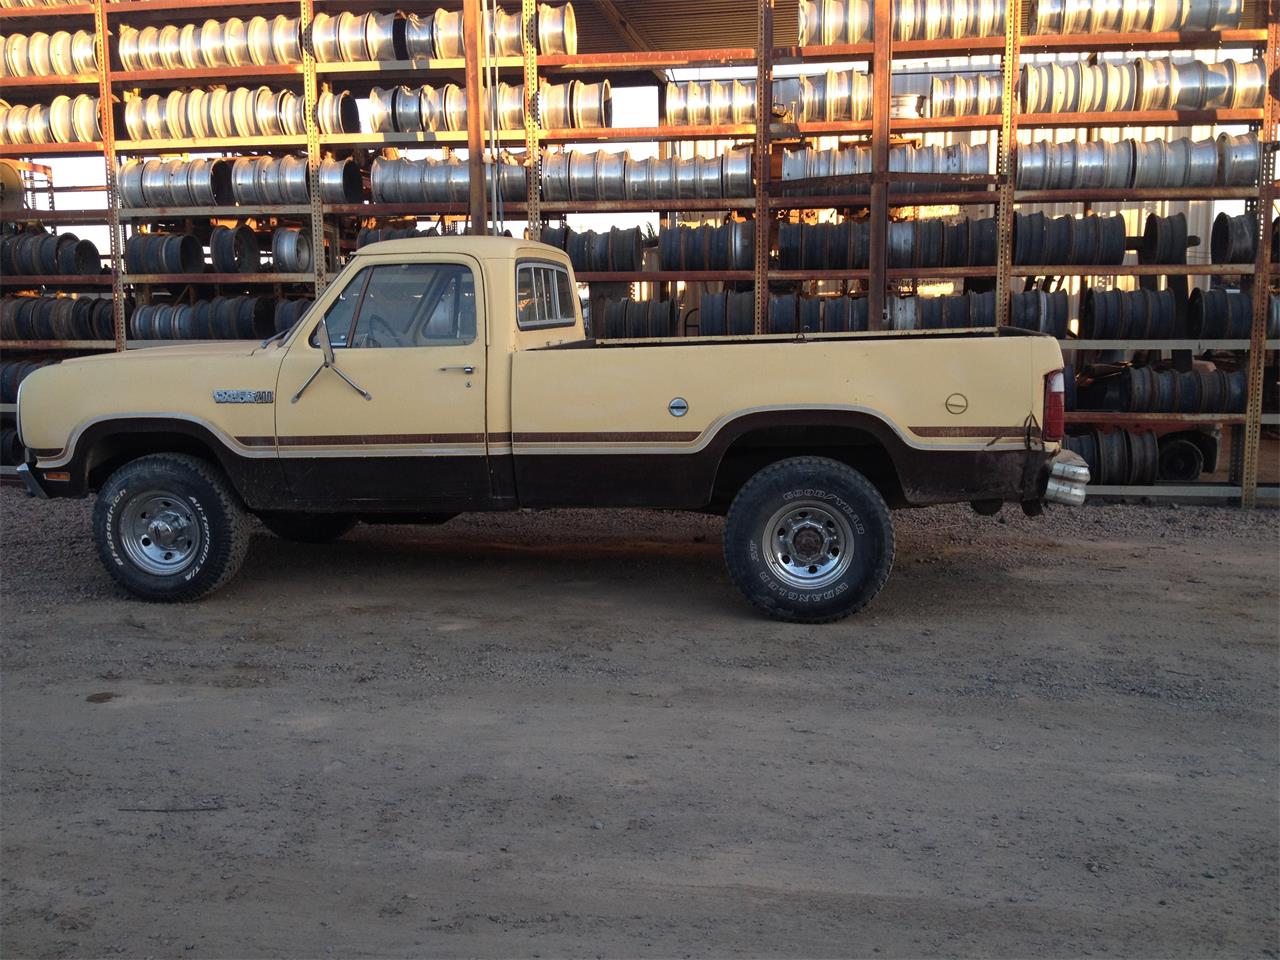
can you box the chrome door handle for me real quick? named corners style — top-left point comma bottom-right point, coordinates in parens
top-left (440, 365), bottom-right (475, 374)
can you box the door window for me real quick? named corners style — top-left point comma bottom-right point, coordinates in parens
top-left (316, 262), bottom-right (477, 349)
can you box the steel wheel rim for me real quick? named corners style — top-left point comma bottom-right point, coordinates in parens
top-left (119, 489), bottom-right (203, 576)
top-left (761, 499), bottom-right (855, 590)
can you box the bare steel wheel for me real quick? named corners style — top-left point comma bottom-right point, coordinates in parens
top-left (762, 501), bottom-right (855, 590)
top-left (119, 490), bottom-right (204, 575)
top-left (724, 456), bottom-right (894, 623)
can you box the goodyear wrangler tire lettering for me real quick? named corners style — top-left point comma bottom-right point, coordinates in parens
top-left (92, 453), bottom-right (251, 602)
top-left (724, 455), bottom-right (894, 624)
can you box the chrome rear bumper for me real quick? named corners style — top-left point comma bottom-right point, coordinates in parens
top-left (1044, 450), bottom-right (1090, 507)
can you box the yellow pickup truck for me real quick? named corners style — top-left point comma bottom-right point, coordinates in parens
top-left (16, 236), bottom-right (1088, 622)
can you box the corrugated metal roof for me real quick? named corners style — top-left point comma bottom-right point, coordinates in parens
top-left (574, 0), bottom-right (801, 53)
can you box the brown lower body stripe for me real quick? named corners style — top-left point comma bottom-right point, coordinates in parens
top-left (237, 433), bottom-right (485, 447)
top-left (512, 431), bottom-right (702, 443)
top-left (910, 425), bottom-right (1039, 439)
top-left (236, 431), bottom-right (703, 448)
top-left (238, 427), bottom-right (1030, 449)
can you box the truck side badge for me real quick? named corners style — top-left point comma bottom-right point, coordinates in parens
top-left (668, 397), bottom-right (689, 417)
top-left (213, 390), bottom-right (274, 404)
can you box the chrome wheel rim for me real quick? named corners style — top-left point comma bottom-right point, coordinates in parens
top-left (119, 490), bottom-right (203, 576)
top-left (761, 500), bottom-right (854, 590)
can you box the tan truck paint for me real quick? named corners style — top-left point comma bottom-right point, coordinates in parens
top-left (17, 236), bottom-right (1065, 512)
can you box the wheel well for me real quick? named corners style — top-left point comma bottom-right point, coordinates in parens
top-left (710, 425), bottom-right (904, 512)
top-left (85, 432), bottom-right (222, 491)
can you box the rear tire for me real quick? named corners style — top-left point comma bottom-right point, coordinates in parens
top-left (723, 456), bottom-right (894, 623)
top-left (258, 512), bottom-right (357, 544)
top-left (93, 453), bottom-right (250, 602)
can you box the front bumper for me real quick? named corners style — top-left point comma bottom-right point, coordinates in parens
top-left (1043, 449), bottom-right (1090, 507)
top-left (16, 463), bottom-right (49, 500)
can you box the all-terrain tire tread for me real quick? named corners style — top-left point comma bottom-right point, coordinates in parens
top-left (93, 453), bottom-right (250, 602)
top-left (723, 456), bottom-right (895, 624)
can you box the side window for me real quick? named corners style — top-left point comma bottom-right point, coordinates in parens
top-left (318, 267), bottom-right (369, 348)
top-left (317, 262), bottom-right (478, 349)
top-left (516, 262), bottom-right (576, 330)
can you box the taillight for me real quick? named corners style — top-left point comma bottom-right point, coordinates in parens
top-left (1043, 370), bottom-right (1065, 443)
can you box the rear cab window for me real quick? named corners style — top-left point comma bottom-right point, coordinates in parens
top-left (516, 261), bottom-right (577, 330)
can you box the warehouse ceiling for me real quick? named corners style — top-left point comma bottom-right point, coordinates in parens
top-left (573, 0), bottom-right (802, 52)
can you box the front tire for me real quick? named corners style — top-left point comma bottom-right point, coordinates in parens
top-left (723, 456), bottom-right (894, 623)
top-left (93, 453), bottom-right (250, 602)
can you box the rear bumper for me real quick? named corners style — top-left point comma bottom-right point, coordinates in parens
top-left (16, 463), bottom-right (49, 500)
top-left (1043, 449), bottom-right (1090, 507)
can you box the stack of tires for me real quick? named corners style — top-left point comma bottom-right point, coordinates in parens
top-left (1064, 430), bottom-right (1159, 485)
top-left (541, 226), bottom-right (644, 272)
top-left (1, 357), bottom-right (58, 404)
top-left (1, 295), bottom-right (117, 339)
top-left (128, 296), bottom-right (275, 340)
top-left (658, 223), bottom-right (753, 271)
top-left (599, 299), bottom-right (677, 339)
top-left (1, 229), bottom-right (100, 276)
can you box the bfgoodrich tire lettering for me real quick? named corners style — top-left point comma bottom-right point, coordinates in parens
top-left (724, 456), bottom-right (894, 623)
top-left (93, 453), bottom-right (251, 602)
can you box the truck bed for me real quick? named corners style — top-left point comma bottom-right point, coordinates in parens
top-left (507, 328), bottom-right (1063, 510)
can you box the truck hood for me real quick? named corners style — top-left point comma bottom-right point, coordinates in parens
top-left (57, 340), bottom-right (269, 366)
top-left (19, 340), bottom-right (285, 459)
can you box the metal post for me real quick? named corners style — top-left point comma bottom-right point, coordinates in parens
top-left (94, 0), bottom-right (124, 351)
top-left (867, 0), bottom-right (891, 331)
top-left (300, 0), bottom-right (327, 295)
top-left (464, 0), bottom-right (489, 235)
top-left (993, 0), bottom-right (1022, 327)
top-left (1241, 6), bottom-right (1278, 508)
top-left (522, 0), bottom-right (541, 239)
top-left (752, 0), bottom-right (774, 335)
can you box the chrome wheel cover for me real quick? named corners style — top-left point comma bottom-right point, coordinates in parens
top-left (761, 500), bottom-right (855, 590)
top-left (119, 490), bottom-right (203, 576)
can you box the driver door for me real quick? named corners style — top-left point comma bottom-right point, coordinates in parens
top-left (273, 252), bottom-right (490, 506)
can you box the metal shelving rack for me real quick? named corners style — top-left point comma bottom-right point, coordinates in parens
top-left (1, 0), bottom-right (1276, 501)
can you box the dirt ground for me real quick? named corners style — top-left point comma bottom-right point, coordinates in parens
top-left (1, 486), bottom-right (1277, 959)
